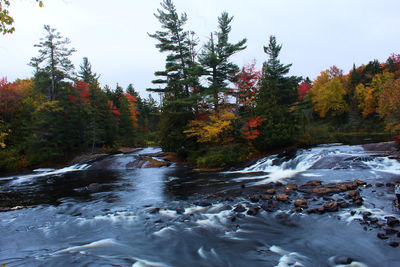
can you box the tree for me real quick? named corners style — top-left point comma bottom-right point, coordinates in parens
top-left (255, 35), bottom-right (301, 149)
top-left (232, 61), bottom-right (260, 110)
top-left (356, 72), bottom-right (394, 118)
top-left (0, 0), bottom-right (43, 35)
top-left (148, 0), bottom-right (199, 153)
top-left (199, 12), bottom-right (247, 111)
top-left (29, 25), bottom-right (76, 100)
top-left (309, 67), bottom-right (348, 118)
top-left (184, 109), bottom-right (237, 144)
top-left (78, 57), bottom-right (99, 84)
top-left (377, 78), bottom-right (400, 132)
top-left (297, 81), bottom-right (311, 101)
top-left (148, 0), bottom-right (194, 99)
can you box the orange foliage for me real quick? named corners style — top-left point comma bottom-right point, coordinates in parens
top-left (241, 117), bottom-right (266, 140)
top-left (125, 93), bottom-right (138, 128)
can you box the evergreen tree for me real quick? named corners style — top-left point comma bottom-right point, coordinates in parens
top-left (255, 35), bottom-right (301, 149)
top-left (78, 57), bottom-right (99, 84)
top-left (199, 12), bottom-right (247, 111)
top-left (147, 0), bottom-right (199, 153)
top-left (29, 25), bottom-right (76, 101)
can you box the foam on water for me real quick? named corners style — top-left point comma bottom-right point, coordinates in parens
top-left (270, 245), bottom-right (308, 267)
top-left (339, 205), bottom-right (400, 224)
top-left (54, 238), bottom-right (122, 254)
top-left (153, 226), bottom-right (176, 236)
top-left (10, 163), bottom-right (90, 184)
top-left (230, 144), bottom-right (400, 185)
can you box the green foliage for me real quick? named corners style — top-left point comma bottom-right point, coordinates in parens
top-left (196, 145), bottom-right (245, 168)
top-left (199, 12), bottom-right (246, 111)
top-left (29, 25), bottom-right (76, 100)
top-left (255, 36), bottom-right (301, 149)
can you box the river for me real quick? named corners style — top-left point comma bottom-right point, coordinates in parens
top-left (1, 145), bottom-right (400, 266)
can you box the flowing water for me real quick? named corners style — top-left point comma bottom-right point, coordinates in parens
top-left (1, 145), bottom-right (400, 266)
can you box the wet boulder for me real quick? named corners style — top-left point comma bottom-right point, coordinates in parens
top-left (265, 189), bottom-right (276, 195)
top-left (246, 207), bottom-right (260, 216)
top-left (377, 232), bottom-right (389, 240)
top-left (389, 241), bottom-right (399, 247)
top-left (249, 195), bottom-right (260, 203)
top-left (294, 199), bottom-right (308, 208)
top-left (262, 195), bottom-right (273, 201)
top-left (385, 216), bottom-right (400, 227)
top-left (384, 227), bottom-right (398, 235)
top-left (285, 183), bottom-right (298, 191)
top-left (332, 256), bottom-right (354, 265)
top-left (276, 193), bottom-right (289, 202)
top-left (323, 201), bottom-right (338, 212)
top-left (234, 204), bottom-right (246, 213)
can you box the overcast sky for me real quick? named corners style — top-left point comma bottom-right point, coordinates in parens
top-left (1, 0), bottom-right (400, 98)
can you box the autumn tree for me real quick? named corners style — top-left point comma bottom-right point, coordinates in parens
top-left (309, 66), bottom-right (348, 118)
top-left (377, 78), bottom-right (400, 132)
top-left (29, 25), bottom-right (76, 100)
top-left (184, 109), bottom-right (237, 144)
top-left (297, 81), bottom-right (311, 101)
top-left (0, 0), bottom-right (43, 35)
top-left (232, 61), bottom-right (260, 111)
top-left (356, 72), bottom-right (394, 118)
top-left (199, 12), bottom-right (246, 111)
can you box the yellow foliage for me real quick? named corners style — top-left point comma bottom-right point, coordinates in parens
top-left (356, 84), bottom-right (375, 118)
top-left (184, 109), bottom-right (237, 144)
top-left (377, 78), bottom-right (400, 132)
top-left (36, 101), bottom-right (63, 113)
top-left (356, 72), bottom-right (394, 118)
top-left (0, 120), bottom-right (9, 149)
top-left (309, 71), bottom-right (348, 118)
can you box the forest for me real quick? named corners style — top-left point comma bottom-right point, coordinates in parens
top-left (1, 0), bottom-right (400, 171)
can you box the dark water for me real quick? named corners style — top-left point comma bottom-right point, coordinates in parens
top-left (1, 146), bottom-right (400, 266)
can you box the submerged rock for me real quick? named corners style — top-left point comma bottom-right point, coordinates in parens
top-left (377, 232), bottom-right (389, 240)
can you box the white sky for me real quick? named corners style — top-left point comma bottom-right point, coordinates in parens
top-left (1, 0), bottom-right (400, 98)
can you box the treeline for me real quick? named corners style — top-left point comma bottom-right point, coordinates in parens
top-left (147, 0), bottom-right (400, 168)
top-left (1, 0), bottom-right (400, 171)
top-left (0, 25), bottom-right (158, 171)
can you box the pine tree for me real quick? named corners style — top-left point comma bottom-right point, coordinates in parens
top-left (29, 25), bottom-right (76, 101)
top-left (147, 0), bottom-right (199, 152)
top-left (199, 12), bottom-right (246, 111)
top-left (255, 35), bottom-right (301, 149)
top-left (78, 57), bottom-right (99, 84)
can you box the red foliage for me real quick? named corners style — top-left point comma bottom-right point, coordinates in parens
top-left (389, 53), bottom-right (400, 65)
top-left (69, 81), bottom-right (90, 104)
top-left (297, 81), bottom-right (311, 100)
top-left (241, 117), bottom-right (267, 140)
top-left (0, 77), bottom-right (22, 118)
top-left (232, 61), bottom-right (260, 106)
top-left (108, 101), bottom-right (120, 116)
